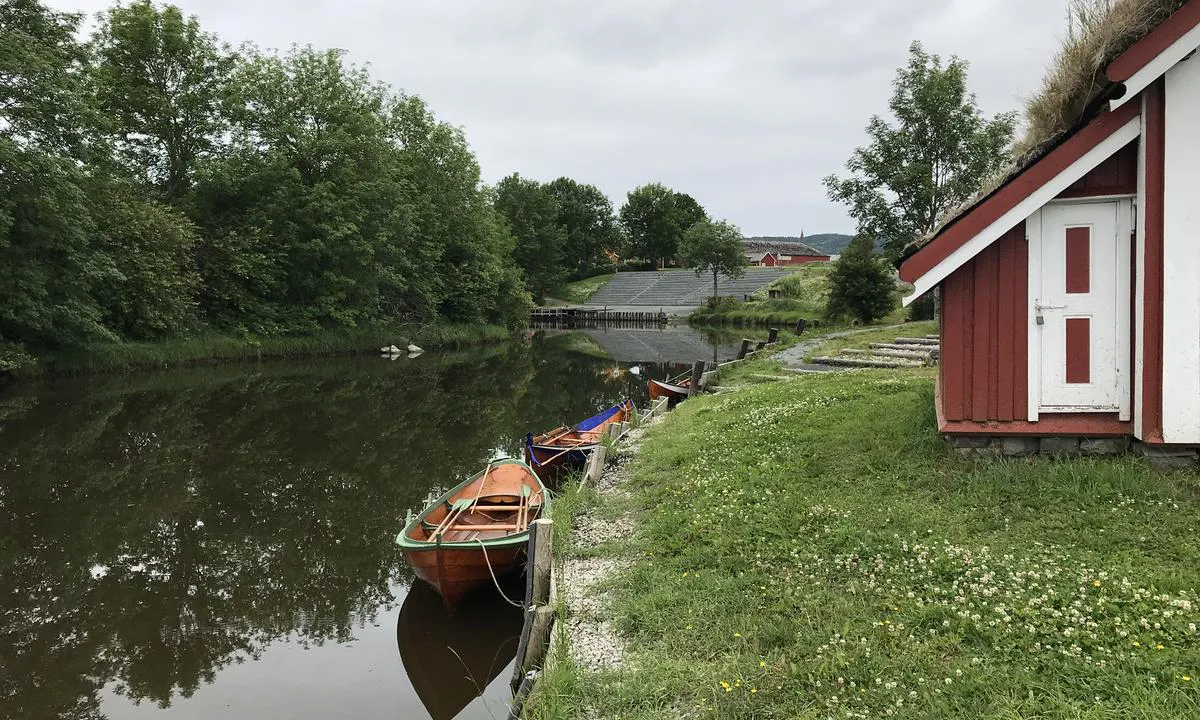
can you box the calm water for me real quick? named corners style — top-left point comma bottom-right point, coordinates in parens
top-left (0, 327), bottom-right (750, 720)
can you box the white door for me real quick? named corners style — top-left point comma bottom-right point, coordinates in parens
top-left (1032, 202), bottom-right (1126, 412)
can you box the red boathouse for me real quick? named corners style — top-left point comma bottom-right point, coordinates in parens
top-left (900, 0), bottom-right (1200, 454)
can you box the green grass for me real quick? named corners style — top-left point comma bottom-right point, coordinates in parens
top-left (33, 322), bottom-right (514, 377)
top-left (689, 264), bottom-right (911, 328)
top-left (529, 371), bottom-right (1200, 719)
top-left (560, 274), bottom-right (615, 305)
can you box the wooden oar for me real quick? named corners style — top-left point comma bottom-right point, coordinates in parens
top-left (432, 462), bottom-right (492, 538)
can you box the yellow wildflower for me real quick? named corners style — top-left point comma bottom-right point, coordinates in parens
top-left (720, 681), bottom-right (731, 691)
top-left (759, 660), bottom-right (766, 668)
top-left (734, 632), bottom-right (742, 638)
top-left (751, 687), bottom-right (758, 694)
top-left (1183, 676), bottom-right (1192, 682)
top-left (1093, 580), bottom-right (1101, 587)
top-left (1156, 644), bottom-right (1165, 650)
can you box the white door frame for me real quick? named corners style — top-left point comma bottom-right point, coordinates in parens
top-left (1026, 198), bottom-right (1132, 420)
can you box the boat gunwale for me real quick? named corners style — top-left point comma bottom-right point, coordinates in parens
top-left (394, 458), bottom-right (549, 551)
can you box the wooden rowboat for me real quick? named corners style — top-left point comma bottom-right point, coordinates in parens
top-left (524, 399), bottom-right (634, 477)
top-left (396, 459), bottom-right (548, 611)
top-left (648, 377), bottom-right (691, 406)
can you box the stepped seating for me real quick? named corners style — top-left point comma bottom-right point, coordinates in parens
top-left (588, 269), bottom-right (792, 307)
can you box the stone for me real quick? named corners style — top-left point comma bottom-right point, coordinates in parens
top-left (1039, 437), bottom-right (1081, 457)
top-left (1000, 437), bottom-right (1039, 457)
top-left (406, 344), bottom-right (423, 354)
top-left (1135, 443), bottom-right (1199, 471)
top-left (946, 435), bottom-right (990, 449)
top-left (1079, 438), bottom-right (1129, 456)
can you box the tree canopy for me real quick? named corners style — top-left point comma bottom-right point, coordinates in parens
top-left (619, 183), bottom-right (708, 268)
top-left (679, 219), bottom-right (747, 301)
top-left (823, 41), bottom-right (1016, 264)
top-left (1, 0), bottom-right (537, 367)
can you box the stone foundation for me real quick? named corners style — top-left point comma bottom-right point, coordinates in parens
top-left (945, 435), bottom-right (1199, 470)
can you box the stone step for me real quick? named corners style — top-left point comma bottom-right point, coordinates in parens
top-left (925, 335), bottom-right (940, 340)
top-left (845, 348), bottom-right (933, 363)
top-left (812, 356), bottom-right (924, 369)
top-left (870, 343), bottom-right (936, 356)
top-left (893, 337), bottom-right (940, 346)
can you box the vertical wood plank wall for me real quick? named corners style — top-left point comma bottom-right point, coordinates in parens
top-left (940, 223), bottom-right (1029, 422)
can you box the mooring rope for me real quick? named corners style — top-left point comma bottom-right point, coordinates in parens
top-left (475, 538), bottom-right (526, 609)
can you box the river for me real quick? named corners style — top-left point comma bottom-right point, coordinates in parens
top-left (0, 325), bottom-right (762, 720)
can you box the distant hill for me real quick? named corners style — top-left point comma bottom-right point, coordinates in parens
top-left (747, 234), bottom-right (854, 255)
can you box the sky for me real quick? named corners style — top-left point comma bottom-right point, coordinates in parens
top-left (50, 0), bottom-right (1077, 236)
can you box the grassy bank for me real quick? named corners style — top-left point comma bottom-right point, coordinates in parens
top-left (542, 274), bottom-right (616, 307)
top-left (531, 370), bottom-right (1200, 719)
top-left (17, 323), bottom-right (515, 378)
top-left (689, 264), bottom-right (911, 328)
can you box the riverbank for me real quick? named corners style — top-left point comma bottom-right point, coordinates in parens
top-left (3, 322), bottom-right (515, 379)
top-left (529, 362), bottom-right (1200, 718)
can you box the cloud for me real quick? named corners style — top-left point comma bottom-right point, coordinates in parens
top-left (50, 0), bottom-right (1074, 235)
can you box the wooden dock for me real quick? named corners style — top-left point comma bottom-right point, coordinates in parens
top-left (530, 307), bottom-right (667, 328)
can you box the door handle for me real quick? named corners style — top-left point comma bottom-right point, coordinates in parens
top-left (1035, 303), bottom-right (1067, 311)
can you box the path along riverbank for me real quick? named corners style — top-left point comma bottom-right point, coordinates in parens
top-left (526, 344), bottom-right (1200, 720)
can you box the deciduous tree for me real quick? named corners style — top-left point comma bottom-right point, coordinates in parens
top-left (619, 183), bottom-right (707, 268)
top-left (823, 42), bottom-right (1016, 264)
top-left (494, 174), bottom-right (566, 299)
top-left (825, 235), bottom-right (896, 324)
top-left (679, 219), bottom-right (747, 301)
top-left (546, 177), bottom-right (619, 279)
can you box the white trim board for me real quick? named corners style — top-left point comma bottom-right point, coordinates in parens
top-left (903, 117), bottom-right (1142, 306)
top-left (1134, 93), bottom-right (1149, 439)
top-left (1160, 54), bottom-right (1200, 443)
top-left (1110, 26), bottom-right (1200, 111)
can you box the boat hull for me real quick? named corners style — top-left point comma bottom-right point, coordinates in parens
top-left (524, 399), bottom-right (634, 479)
top-left (402, 544), bottom-right (525, 610)
top-left (648, 379), bottom-right (690, 406)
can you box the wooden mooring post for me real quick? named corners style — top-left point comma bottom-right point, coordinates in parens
top-left (688, 361), bottom-right (704, 396)
top-left (512, 519), bottom-right (556, 695)
top-left (794, 319), bottom-right (807, 335)
top-left (755, 341), bottom-right (767, 352)
top-left (583, 444), bottom-right (607, 487)
top-left (737, 339), bottom-right (752, 360)
top-left (767, 327), bottom-right (779, 344)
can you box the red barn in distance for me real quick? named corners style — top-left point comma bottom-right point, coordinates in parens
top-left (899, 0), bottom-right (1200, 459)
top-left (743, 238), bottom-right (830, 267)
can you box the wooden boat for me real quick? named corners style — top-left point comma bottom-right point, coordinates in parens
top-left (396, 459), bottom-right (548, 610)
top-left (648, 376), bottom-right (691, 406)
top-left (524, 399), bottom-right (634, 476)
top-left (397, 572), bottom-right (523, 720)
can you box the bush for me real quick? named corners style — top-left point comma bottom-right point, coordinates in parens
top-left (908, 292), bottom-right (936, 321)
top-left (825, 235), bottom-right (896, 324)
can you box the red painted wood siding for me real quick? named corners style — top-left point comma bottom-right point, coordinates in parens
top-left (1142, 79), bottom-right (1166, 442)
top-left (939, 223), bottom-right (1028, 422)
top-left (1056, 140), bottom-right (1138, 198)
top-left (779, 255), bottom-right (830, 265)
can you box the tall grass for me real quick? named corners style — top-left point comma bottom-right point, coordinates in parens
top-left (35, 323), bottom-right (514, 377)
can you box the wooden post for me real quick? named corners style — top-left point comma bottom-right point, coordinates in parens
top-left (755, 341), bottom-right (766, 351)
top-left (688, 361), bottom-right (704, 396)
top-left (654, 396), bottom-right (668, 415)
top-left (737, 339), bottom-right (752, 360)
top-left (527, 519), bottom-right (554, 606)
top-left (584, 445), bottom-right (607, 486)
top-left (767, 327), bottom-right (779, 344)
top-left (520, 605), bottom-right (556, 676)
top-left (794, 319), bottom-right (807, 335)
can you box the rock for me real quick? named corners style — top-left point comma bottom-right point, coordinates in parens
top-left (1039, 437), bottom-right (1081, 457)
top-left (1135, 443), bottom-right (1199, 471)
top-left (1000, 437), bottom-right (1039, 457)
top-left (406, 344), bottom-right (423, 354)
top-left (1080, 438), bottom-right (1129, 456)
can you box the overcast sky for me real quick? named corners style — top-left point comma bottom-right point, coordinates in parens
top-left (51, 0), bottom-right (1076, 236)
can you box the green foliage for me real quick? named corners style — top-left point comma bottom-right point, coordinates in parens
top-left (495, 173), bottom-right (567, 299)
top-left (0, 0), bottom-right (536, 372)
top-left (534, 370), bottom-right (1200, 719)
top-left (547, 177), bottom-right (622, 279)
top-left (826, 235), bottom-right (897, 324)
top-left (619, 183), bottom-right (707, 268)
top-left (90, 0), bottom-right (235, 199)
top-left (909, 291), bottom-right (937, 321)
top-left (561, 274), bottom-right (614, 305)
top-left (679, 219), bottom-right (747, 300)
top-left (824, 42), bottom-right (1016, 264)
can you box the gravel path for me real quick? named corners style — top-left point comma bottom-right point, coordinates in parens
top-left (773, 323), bottom-right (910, 370)
top-left (560, 418), bottom-right (660, 674)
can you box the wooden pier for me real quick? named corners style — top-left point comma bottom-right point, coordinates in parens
top-left (530, 307), bottom-right (667, 329)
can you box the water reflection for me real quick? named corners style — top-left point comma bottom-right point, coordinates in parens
top-left (0, 328), bottom-right (737, 720)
